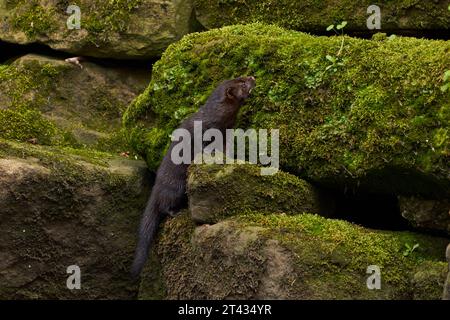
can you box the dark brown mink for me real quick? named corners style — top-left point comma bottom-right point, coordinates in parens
top-left (131, 76), bottom-right (256, 277)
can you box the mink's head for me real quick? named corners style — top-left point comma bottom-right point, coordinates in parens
top-left (223, 76), bottom-right (256, 102)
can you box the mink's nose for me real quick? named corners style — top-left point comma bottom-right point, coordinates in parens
top-left (247, 76), bottom-right (256, 88)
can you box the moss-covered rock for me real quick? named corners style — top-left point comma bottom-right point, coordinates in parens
top-left (0, 139), bottom-right (151, 299)
top-left (140, 211), bottom-right (449, 299)
top-left (0, 0), bottom-right (196, 59)
top-left (123, 24), bottom-right (450, 197)
top-left (0, 54), bottom-right (150, 154)
top-left (188, 162), bottom-right (325, 224)
top-left (194, 0), bottom-right (450, 35)
top-left (411, 261), bottom-right (448, 300)
top-left (399, 196), bottom-right (450, 235)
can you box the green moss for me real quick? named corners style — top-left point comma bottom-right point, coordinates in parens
top-left (0, 137), bottom-right (147, 222)
top-left (0, 61), bottom-right (77, 146)
top-left (194, 0), bottom-right (450, 33)
top-left (81, 88), bottom-right (131, 154)
top-left (7, 0), bottom-right (144, 42)
top-left (239, 212), bottom-right (448, 299)
top-left (124, 24), bottom-right (450, 196)
top-left (82, 0), bottom-right (143, 44)
top-left (0, 138), bottom-right (112, 169)
top-left (0, 55), bottom-right (137, 156)
top-left (0, 138), bottom-right (150, 299)
top-left (0, 59), bottom-right (66, 107)
top-left (188, 162), bottom-right (321, 223)
top-left (144, 211), bottom-right (267, 299)
top-left (145, 211), bottom-right (448, 299)
top-left (412, 261), bottom-right (448, 300)
top-left (138, 251), bottom-right (167, 300)
top-left (93, 129), bottom-right (129, 155)
top-left (0, 106), bottom-right (72, 145)
top-left (11, 1), bottom-right (56, 38)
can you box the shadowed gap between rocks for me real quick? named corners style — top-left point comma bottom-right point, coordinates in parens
top-left (2, 25), bottom-right (448, 66)
top-left (315, 185), bottom-right (450, 237)
top-left (319, 188), bottom-right (410, 231)
top-left (0, 40), bottom-right (157, 69)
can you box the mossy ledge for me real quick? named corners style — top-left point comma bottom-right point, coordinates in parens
top-left (0, 139), bottom-right (151, 299)
top-left (188, 161), bottom-right (323, 224)
top-left (140, 211), bottom-right (448, 299)
top-left (0, 0), bottom-right (195, 59)
top-left (0, 54), bottom-right (149, 155)
top-left (0, 55), bottom-right (76, 147)
top-left (124, 23), bottom-right (450, 196)
top-left (194, 0), bottom-right (450, 35)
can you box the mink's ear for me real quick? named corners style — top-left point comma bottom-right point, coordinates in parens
top-left (226, 87), bottom-right (235, 99)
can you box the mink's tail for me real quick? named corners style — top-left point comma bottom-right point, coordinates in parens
top-left (131, 194), bottom-right (161, 279)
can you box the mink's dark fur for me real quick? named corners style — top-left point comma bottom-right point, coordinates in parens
top-left (131, 76), bottom-right (256, 277)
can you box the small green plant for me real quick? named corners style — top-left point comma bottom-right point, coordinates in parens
top-left (326, 21), bottom-right (348, 56)
top-left (324, 21), bottom-right (347, 74)
top-left (325, 54), bottom-right (345, 72)
top-left (403, 243), bottom-right (419, 257)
